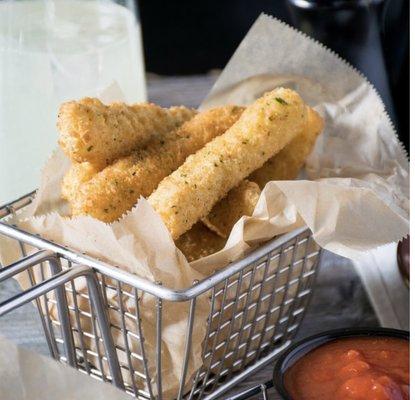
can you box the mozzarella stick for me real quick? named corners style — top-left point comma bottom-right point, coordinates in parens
top-left (61, 162), bottom-right (99, 204)
top-left (202, 180), bottom-right (261, 238)
top-left (175, 222), bottom-right (226, 262)
top-left (202, 107), bottom-right (323, 238)
top-left (58, 97), bottom-right (196, 167)
top-left (148, 88), bottom-right (307, 239)
top-left (64, 106), bottom-right (244, 222)
top-left (249, 107), bottom-right (324, 188)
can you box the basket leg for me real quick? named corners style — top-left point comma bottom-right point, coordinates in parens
top-left (86, 272), bottom-right (125, 390)
top-left (156, 296), bottom-right (163, 400)
top-left (48, 257), bottom-right (77, 367)
top-left (177, 297), bottom-right (197, 399)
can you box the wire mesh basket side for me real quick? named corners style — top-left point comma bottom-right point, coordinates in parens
top-left (187, 229), bottom-right (319, 399)
top-left (16, 253), bottom-right (154, 398)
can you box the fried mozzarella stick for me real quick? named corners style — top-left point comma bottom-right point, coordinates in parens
top-left (61, 162), bottom-right (99, 204)
top-left (202, 107), bottom-right (324, 238)
top-left (64, 106), bottom-right (244, 222)
top-left (249, 107), bottom-right (324, 188)
top-left (202, 180), bottom-right (261, 238)
top-left (58, 97), bottom-right (196, 167)
top-left (148, 88), bottom-right (307, 239)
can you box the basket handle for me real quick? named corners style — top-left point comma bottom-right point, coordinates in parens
top-left (0, 255), bottom-right (125, 390)
top-left (0, 263), bottom-right (91, 316)
top-left (0, 250), bottom-right (80, 368)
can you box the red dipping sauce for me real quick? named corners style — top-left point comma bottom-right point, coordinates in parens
top-left (284, 337), bottom-right (409, 400)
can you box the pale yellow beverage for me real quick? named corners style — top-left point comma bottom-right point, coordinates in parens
top-left (0, 0), bottom-right (146, 203)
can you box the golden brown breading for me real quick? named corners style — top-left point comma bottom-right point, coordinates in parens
top-left (58, 97), bottom-right (196, 167)
top-left (249, 107), bottom-right (324, 188)
top-left (61, 162), bottom-right (98, 203)
top-left (202, 180), bottom-right (261, 238)
top-left (175, 222), bottom-right (226, 262)
top-left (64, 106), bottom-right (244, 222)
top-left (201, 107), bottom-right (324, 238)
top-left (148, 88), bottom-right (307, 239)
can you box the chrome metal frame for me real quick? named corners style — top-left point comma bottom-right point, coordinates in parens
top-left (0, 192), bottom-right (322, 399)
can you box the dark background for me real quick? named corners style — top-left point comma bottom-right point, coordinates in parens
top-left (139, 0), bottom-right (409, 149)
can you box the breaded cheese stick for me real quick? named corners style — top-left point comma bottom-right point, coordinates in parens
top-left (61, 162), bottom-right (99, 204)
top-left (202, 180), bottom-right (261, 238)
top-left (249, 107), bottom-right (324, 188)
top-left (175, 222), bottom-right (226, 262)
top-left (64, 106), bottom-right (244, 222)
top-left (58, 97), bottom-right (196, 167)
top-left (148, 88), bottom-right (307, 239)
top-left (202, 107), bottom-right (323, 238)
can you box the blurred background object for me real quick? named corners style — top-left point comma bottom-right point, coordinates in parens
top-left (379, 0), bottom-right (409, 149)
top-left (397, 236), bottom-right (410, 286)
top-left (0, 0), bottom-right (146, 204)
top-left (139, 0), bottom-right (408, 149)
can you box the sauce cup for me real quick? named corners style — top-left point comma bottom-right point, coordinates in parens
top-left (273, 327), bottom-right (409, 400)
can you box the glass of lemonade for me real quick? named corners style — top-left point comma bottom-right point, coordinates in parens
top-left (0, 0), bottom-right (146, 204)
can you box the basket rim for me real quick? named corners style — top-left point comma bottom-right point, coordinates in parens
top-left (0, 192), bottom-right (315, 301)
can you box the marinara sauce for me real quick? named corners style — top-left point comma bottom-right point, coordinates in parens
top-left (284, 337), bottom-right (409, 400)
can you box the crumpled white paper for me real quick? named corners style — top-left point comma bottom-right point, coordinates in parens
top-left (0, 336), bottom-right (131, 400)
top-left (0, 13), bottom-right (409, 399)
top-left (199, 14), bottom-right (408, 262)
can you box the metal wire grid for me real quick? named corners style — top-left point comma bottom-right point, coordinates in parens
top-left (190, 232), bottom-right (318, 399)
top-left (0, 193), bottom-right (321, 400)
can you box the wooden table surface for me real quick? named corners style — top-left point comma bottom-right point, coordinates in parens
top-left (0, 75), bottom-right (378, 399)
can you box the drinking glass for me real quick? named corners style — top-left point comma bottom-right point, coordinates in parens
top-left (0, 0), bottom-right (146, 203)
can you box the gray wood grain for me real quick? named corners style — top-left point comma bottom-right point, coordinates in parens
top-left (0, 74), bottom-right (378, 399)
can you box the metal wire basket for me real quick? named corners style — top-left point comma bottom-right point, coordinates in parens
top-left (0, 192), bottom-right (321, 399)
